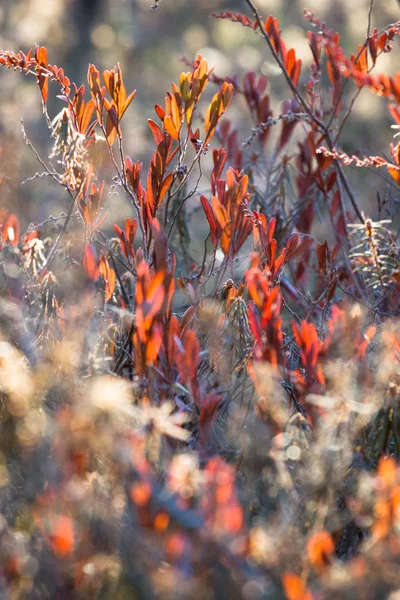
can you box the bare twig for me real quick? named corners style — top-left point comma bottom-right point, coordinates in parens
top-left (39, 192), bottom-right (78, 274)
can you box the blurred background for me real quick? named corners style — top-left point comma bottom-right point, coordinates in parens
top-left (0, 0), bottom-right (399, 225)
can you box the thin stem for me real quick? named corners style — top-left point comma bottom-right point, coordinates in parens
top-left (40, 192), bottom-right (78, 274)
top-left (167, 164), bottom-right (203, 239)
top-left (108, 250), bottom-right (132, 309)
top-left (100, 125), bottom-right (148, 259)
top-left (367, 0), bottom-right (375, 38)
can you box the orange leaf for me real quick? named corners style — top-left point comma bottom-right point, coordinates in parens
top-left (155, 104), bottom-right (165, 120)
top-left (200, 195), bottom-right (219, 248)
top-left (170, 94), bottom-right (181, 132)
top-left (35, 46), bottom-right (48, 103)
top-left (286, 48), bottom-right (296, 76)
top-left (103, 69), bottom-right (114, 98)
top-left (105, 102), bottom-right (118, 145)
top-left (79, 98), bottom-right (95, 134)
top-left (222, 504), bottom-right (243, 534)
top-left (83, 244), bottom-right (99, 280)
top-left (51, 515), bottom-right (74, 557)
top-left (164, 115), bottom-right (179, 140)
top-left (154, 512), bottom-right (169, 532)
top-left (158, 172), bottom-right (174, 206)
top-left (88, 64), bottom-right (101, 96)
top-left (387, 165), bottom-right (400, 185)
top-left (354, 44), bottom-right (368, 73)
top-left (121, 89), bottom-right (136, 119)
top-left (205, 92), bottom-right (221, 133)
top-left (221, 82), bottom-right (234, 110)
top-left (130, 482), bottom-right (152, 506)
top-left (378, 455), bottom-right (397, 488)
top-left (306, 531), bottom-right (335, 570)
top-left (291, 59), bottom-right (302, 87)
top-left (145, 326), bottom-right (163, 363)
top-left (282, 573), bottom-right (313, 600)
top-left (211, 195), bottom-right (228, 229)
top-left (99, 255), bottom-right (116, 301)
top-left (148, 119), bottom-right (164, 145)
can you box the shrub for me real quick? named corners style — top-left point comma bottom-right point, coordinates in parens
top-left (0, 2), bottom-right (399, 598)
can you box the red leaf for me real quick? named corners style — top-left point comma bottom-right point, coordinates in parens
top-left (282, 574), bottom-right (313, 600)
top-left (35, 46), bottom-right (49, 103)
top-left (99, 255), bottom-right (116, 301)
top-left (148, 119), bottom-right (164, 145)
top-left (154, 104), bottom-right (165, 120)
top-left (307, 531), bottom-right (335, 570)
top-left (83, 244), bottom-right (99, 280)
top-left (158, 172), bottom-right (174, 206)
top-left (200, 195), bottom-right (219, 248)
top-left (51, 516), bottom-right (74, 557)
top-left (285, 233), bottom-right (299, 261)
